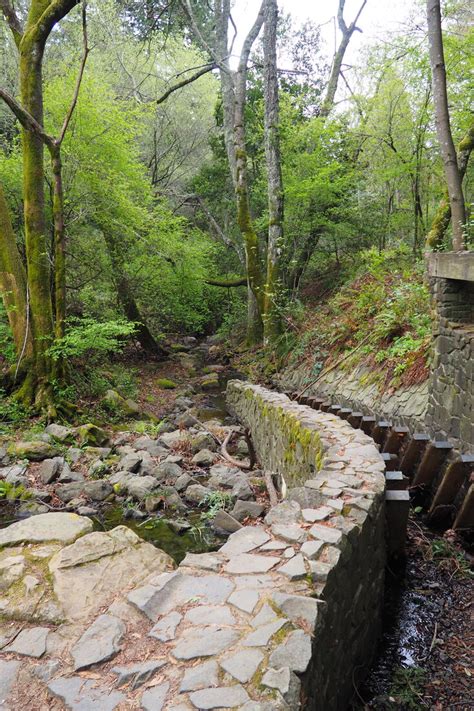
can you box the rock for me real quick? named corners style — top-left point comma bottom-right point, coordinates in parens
top-left (17, 501), bottom-right (49, 515)
top-left (264, 501), bottom-right (301, 525)
top-left (180, 552), bottom-right (222, 572)
top-left (161, 486), bottom-right (187, 511)
top-left (48, 676), bottom-right (125, 710)
top-left (144, 494), bottom-right (164, 513)
top-left (71, 614), bottom-right (125, 670)
top-left (8, 440), bottom-right (59, 461)
top-left (38, 457), bottom-right (62, 484)
top-left (174, 473), bottom-right (197, 492)
top-left (156, 378), bottom-right (177, 389)
top-left (77, 506), bottom-right (98, 517)
top-left (83, 480), bottom-right (113, 502)
top-left (242, 619), bottom-right (287, 647)
top-left (220, 526), bottom-right (270, 556)
top-left (300, 540), bottom-right (324, 560)
top-left (141, 682), bottom-right (170, 711)
top-left (32, 659), bottom-right (60, 682)
top-left (148, 611), bottom-right (182, 641)
top-left (0, 512), bottom-right (92, 547)
top-left (200, 374), bottom-right (219, 391)
top-left (208, 465), bottom-right (242, 488)
top-left (212, 510), bottom-right (242, 534)
top-left (287, 486), bottom-right (323, 509)
top-left (58, 462), bottom-right (84, 483)
top-left (189, 685), bottom-right (249, 708)
top-left (103, 390), bottom-right (146, 420)
top-left (126, 476), bottom-right (159, 500)
top-left (76, 424), bottom-right (109, 447)
top-left (4, 626), bottom-right (49, 658)
top-left (269, 629), bottom-right (312, 673)
top-left (88, 460), bottom-right (110, 479)
top-left (191, 449), bottom-right (217, 467)
top-left (0, 660), bottom-right (21, 704)
top-left (184, 604), bottom-right (235, 626)
top-left (66, 447), bottom-right (83, 464)
top-left (191, 433), bottom-right (217, 453)
top-left (220, 649), bottom-right (264, 683)
top-left (302, 506), bottom-right (333, 522)
top-left (45, 423), bottom-right (73, 441)
top-left (132, 437), bottom-right (167, 458)
top-left (157, 430), bottom-right (188, 449)
top-left (271, 524), bottom-right (306, 544)
top-left (0, 464), bottom-right (27, 482)
top-left (309, 523), bottom-right (343, 545)
top-left (175, 396), bottom-right (194, 409)
top-left (66, 497), bottom-right (87, 511)
top-left (231, 477), bottom-right (254, 501)
top-left (278, 553), bottom-right (307, 580)
top-left (172, 626), bottom-right (239, 660)
top-left (175, 411), bottom-right (196, 428)
top-left (231, 500), bottom-right (265, 521)
top-left (55, 482), bottom-right (84, 503)
top-left (118, 452), bottom-right (142, 473)
top-left (224, 553), bottom-right (278, 575)
top-left (227, 588), bottom-right (260, 613)
top-left (112, 660), bottom-right (166, 690)
top-left (180, 660), bottom-right (219, 692)
top-left (184, 484), bottom-right (211, 504)
top-left (154, 461), bottom-right (183, 481)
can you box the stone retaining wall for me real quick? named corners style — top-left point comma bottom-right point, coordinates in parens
top-left (226, 380), bottom-right (387, 710)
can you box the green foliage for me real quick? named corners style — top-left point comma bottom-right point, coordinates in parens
top-left (47, 318), bottom-right (137, 361)
top-left (389, 666), bottom-right (427, 709)
top-left (430, 538), bottom-right (473, 579)
top-left (0, 389), bottom-right (30, 431)
top-left (200, 491), bottom-right (233, 520)
top-left (0, 481), bottom-right (31, 501)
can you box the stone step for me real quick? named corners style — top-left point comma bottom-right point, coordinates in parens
top-left (385, 489), bottom-right (410, 557)
top-left (399, 433), bottom-right (431, 479)
top-left (385, 471), bottom-right (409, 491)
top-left (309, 397), bottom-right (325, 410)
top-left (347, 412), bottom-right (364, 428)
top-left (428, 455), bottom-right (474, 523)
top-left (412, 441), bottom-right (453, 487)
top-left (338, 408), bottom-right (352, 420)
top-left (383, 427), bottom-right (409, 455)
top-left (372, 421), bottom-right (392, 448)
top-left (360, 415), bottom-right (376, 435)
top-left (453, 482), bottom-right (474, 530)
top-left (382, 453), bottom-right (399, 471)
top-left (329, 404), bottom-right (343, 416)
top-left (319, 402), bottom-right (331, 412)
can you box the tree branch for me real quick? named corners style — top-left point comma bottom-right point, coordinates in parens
top-left (206, 276), bottom-right (247, 287)
top-left (156, 62), bottom-right (216, 105)
top-left (58, 0), bottom-right (89, 144)
top-left (0, 0), bottom-right (23, 46)
top-left (0, 88), bottom-right (53, 148)
top-left (28, 0), bottom-right (80, 45)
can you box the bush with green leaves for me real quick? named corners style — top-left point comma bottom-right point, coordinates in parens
top-left (47, 318), bottom-right (137, 361)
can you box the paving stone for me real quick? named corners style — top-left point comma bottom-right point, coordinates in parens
top-left (31, 659), bottom-right (60, 682)
top-left (227, 588), bottom-right (259, 613)
top-left (220, 649), bottom-right (264, 683)
top-left (129, 574), bottom-right (234, 620)
top-left (4, 626), bottom-right (49, 658)
top-left (188, 685), bottom-right (249, 709)
top-left (259, 540), bottom-right (287, 551)
top-left (172, 627), bottom-right (240, 659)
top-left (71, 614), bottom-right (125, 670)
top-left (309, 523), bottom-right (343, 545)
top-left (302, 506), bottom-right (333, 522)
top-left (0, 512), bottom-right (92, 546)
top-left (224, 553), bottom-right (278, 574)
top-left (0, 659), bottom-right (20, 704)
top-left (220, 527), bottom-right (270, 556)
top-left (283, 547), bottom-right (295, 558)
top-left (179, 660), bottom-right (219, 692)
top-left (250, 603), bottom-right (277, 627)
top-left (242, 618), bottom-right (287, 647)
top-left (264, 501), bottom-right (301, 525)
top-left (180, 552), bottom-right (222, 572)
top-left (300, 540), bottom-right (324, 560)
top-left (184, 605), bottom-right (235, 626)
top-left (269, 629), bottom-right (312, 673)
top-left (271, 592), bottom-right (320, 628)
top-left (212, 510), bottom-right (242, 534)
top-left (141, 682), bottom-right (170, 711)
top-left (167, 703), bottom-right (193, 711)
top-left (261, 666), bottom-right (290, 694)
top-left (278, 553), bottom-right (307, 580)
top-left (233, 574), bottom-right (276, 590)
top-left (270, 523), bottom-right (306, 543)
top-left (326, 498), bottom-right (344, 512)
top-left (48, 676), bottom-right (125, 710)
top-left (111, 660), bottom-right (166, 690)
top-left (309, 561), bottom-right (332, 582)
top-left (231, 500), bottom-right (265, 521)
top-left (148, 611), bottom-right (182, 641)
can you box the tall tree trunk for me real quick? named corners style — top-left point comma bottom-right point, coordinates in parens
top-left (0, 184), bottom-right (33, 374)
top-left (263, 0), bottom-right (283, 343)
top-left (426, 0), bottom-right (466, 250)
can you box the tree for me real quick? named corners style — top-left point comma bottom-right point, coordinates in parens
top-left (426, 0), bottom-right (466, 250)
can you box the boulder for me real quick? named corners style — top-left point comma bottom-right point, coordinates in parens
top-left (185, 484), bottom-right (211, 504)
top-left (45, 423), bottom-right (74, 442)
top-left (191, 432), bottom-right (217, 453)
top-left (154, 461), bottom-right (183, 482)
top-left (231, 500), bottom-right (265, 521)
top-left (126, 476), bottom-right (159, 501)
top-left (212, 510), bottom-right (242, 534)
top-left (76, 424), bottom-right (109, 447)
top-left (118, 452), bottom-right (142, 473)
top-left (84, 480), bottom-right (113, 502)
top-left (191, 449), bottom-right (217, 467)
top-left (8, 441), bottom-right (59, 461)
top-left (174, 473), bottom-right (197, 492)
top-left (0, 513), bottom-right (92, 547)
top-left (55, 482), bottom-right (84, 503)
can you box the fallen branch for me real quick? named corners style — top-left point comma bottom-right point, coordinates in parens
top-left (264, 469), bottom-right (278, 507)
top-left (221, 429), bottom-right (253, 470)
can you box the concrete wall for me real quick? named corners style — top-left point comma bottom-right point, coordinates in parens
top-left (226, 380), bottom-right (386, 710)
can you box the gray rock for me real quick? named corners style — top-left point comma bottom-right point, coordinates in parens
top-left (309, 523), bottom-right (343, 545)
top-left (17, 501), bottom-right (49, 515)
top-left (191, 449), bottom-right (216, 467)
top-left (58, 461), bottom-right (84, 483)
top-left (0, 464), bottom-right (27, 483)
top-left (112, 660), bottom-right (166, 690)
top-left (231, 500), bottom-right (265, 521)
top-left (271, 523), bottom-right (306, 543)
top-left (48, 676), bottom-right (125, 710)
top-left (148, 611), bottom-right (182, 641)
top-left (220, 526), bottom-right (270, 556)
top-left (272, 592), bottom-right (320, 628)
top-left (251, 603), bottom-right (278, 627)
top-left (4, 626), bottom-right (49, 658)
top-left (45, 423), bottom-right (73, 441)
top-left (302, 506), bottom-right (333, 522)
top-left (212, 510), bottom-right (242, 534)
top-left (126, 476), bottom-right (158, 500)
top-left (231, 477), bottom-right (254, 501)
top-left (38, 457), bottom-right (62, 484)
top-left (191, 433), bottom-right (217, 453)
top-left (140, 682), bottom-right (170, 711)
top-left (118, 452), bottom-right (142, 473)
top-left (180, 660), bottom-right (219, 692)
top-left (32, 659), bottom-right (60, 682)
top-left (278, 553), bottom-right (307, 580)
top-left (286, 486), bottom-right (323, 509)
top-left (220, 649), bottom-right (264, 683)
top-left (242, 618), bottom-right (287, 647)
top-left (0, 512), bottom-right (92, 546)
top-left (71, 614), bottom-right (125, 670)
top-left (0, 659), bottom-right (20, 704)
top-left (133, 437), bottom-right (168, 458)
top-left (180, 552), bottom-right (222, 572)
top-left (207, 465), bottom-right (242, 489)
top-left (185, 484), bottom-right (211, 504)
top-left (84, 480), bottom-right (113, 502)
top-left (154, 461), bottom-right (183, 482)
top-left (56, 482), bottom-right (84, 503)
top-left (175, 411), bottom-right (196, 428)
top-left (224, 553), bottom-right (278, 575)
top-left (269, 629), bottom-right (312, 673)
top-left (172, 626), bottom-right (239, 660)
top-left (8, 440), bottom-right (59, 461)
top-left (227, 588), bottom-right (259, 613)
top-left (300, 540), bottom-right (324, 560)
top-left (261, 666), bottom-right (290, 694)
top-left (264, 501), bottom-right (301, 525)
top-left (174, 473), bottom-right (197, 492)
top-left (184, 605), bottom-right (235, 626)
top-left (77, 506), bottom-right (98, 517)
top-left (188, 685), bottom-right (249, 709)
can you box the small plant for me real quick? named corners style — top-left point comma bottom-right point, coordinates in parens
top-left (0, 481), bottom-right (31, 501)
top-left (389, 666), bottom-right (426, 709)
top-left (429, 538), bottom-right (473, 579)
top-left (200, 491), bottom-right (233, 520)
